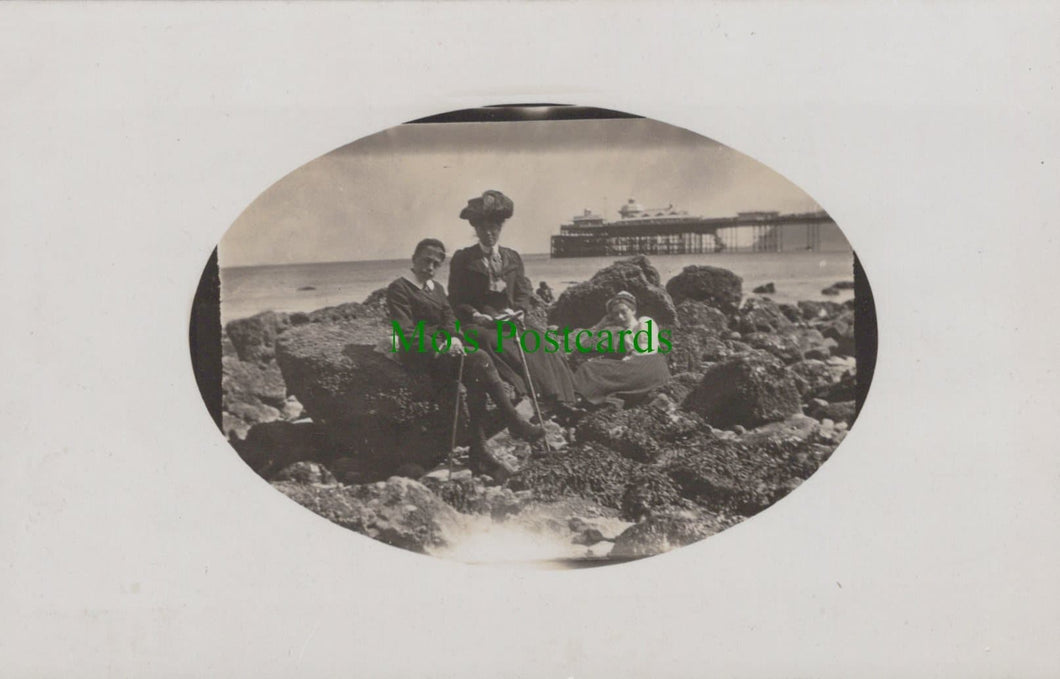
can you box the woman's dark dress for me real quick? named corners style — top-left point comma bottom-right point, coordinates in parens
top-left (448, 244), bottom-right (576, 404)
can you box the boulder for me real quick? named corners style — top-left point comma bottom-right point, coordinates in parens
top-left (752, 282), bottom-right (776, 294)
top-left (549, 256), bottom-right (677, 330)
top-left (664, 265), bottom-right (743, 315)
top-left (819, 310), bottom-right (855, 357)
top-left (743, 332), bottom-right (803, 364)
top-left (272, 461), bottom-right (338, 485)
top-left (274, 321), bottom-right (462, 471)
top-left (806, 399), bottom-right (857, 425)
top-left (222, 355), bottom-right (288, 410)
top-left (778, 303), bottom-right (802, 323)
top-left (787, 327), bottom-right (832, 361)
top-left (737, 297), bottom-right (793, 334)
top-left (797, 300), bottom-right (844, 321)
top-left (272, 476), bottom-right (461, 553)
top-left (232, 420), bottom-right (331, 477)
top-left (810, 372), bottom-right (857, 403)
top-left (610, 510), bottom-right (738, 558)
top-left (682, 353), bottom-right (801, 429)
top-left (788, 359), bottom-right (837, 397)
top-left (225, 310), bottom-right (291, 363)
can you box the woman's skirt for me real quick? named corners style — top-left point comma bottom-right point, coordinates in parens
top-left (572, 353), bottom-right (671, 404)
top-left (467, 320), bottom-right (576, 404)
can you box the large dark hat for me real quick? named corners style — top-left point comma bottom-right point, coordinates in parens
top-left (459, 190), bottom-right (514, 224)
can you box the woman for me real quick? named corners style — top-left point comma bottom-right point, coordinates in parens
top-left (387, 238), bottom-right (543, 479)
top-left (572, 291), bottom-right (671, 405)
top-left (448, 190), bottom-right (577, 405)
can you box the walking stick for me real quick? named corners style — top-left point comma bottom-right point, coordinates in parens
top-left (448, 352), bottom-right (465, 481)
top-left (510, 312), bottom-right (552, 454)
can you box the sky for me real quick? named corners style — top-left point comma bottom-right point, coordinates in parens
top-left (219, 116), bottom-right (826, 267)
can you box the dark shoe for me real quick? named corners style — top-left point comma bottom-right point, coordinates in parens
top-left (468, 441), bottom-right (513, 483)
top-left (508, 418), bottom-right (545, 442)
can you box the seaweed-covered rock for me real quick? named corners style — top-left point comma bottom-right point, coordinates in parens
top-left (743, 332), bottom-right (803, 364)
top-left (272, 461), bottom-right (338, 485)
top-left (682, 354), bottom-right (801, 429)
top-left (788, 359), bottom-right (837, 397)
top-left (778, 303), bottom-right (802, 323)
top-left (665, 265), bottom-right (743, 315)
top-left (549, 256), bottom-right (677, 330)
top-left (611, 510), bottom-right (739, 558)
top-left (576, 401), bottom-right (708, 463)
top-left (737, 297), bottom-right (793, 334)
top-left (620, 472), bottom-right (687, 521)
top-left (274, 321), bottom-right (461, 471)
top-left (662, 437), bottom-right (833, 515)
top-left (509, 443), bottom-right (639, 509)
top-left (420, 475), bottom-right (531, 520)
top-left (272, 476), bottom-right (460, 553)
top-left (674, 300), bottom-right (729, 334)
top-left (225, 310), bottom-right (291, 363)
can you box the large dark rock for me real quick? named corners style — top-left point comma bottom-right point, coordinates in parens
top-left (682, 354), bottom-right (801, 429)
top-left (274, 321), bottom-right (460, 471)
top-left (232, 420), bottom-right (332, 477)
top-left (272, 477), bottom-right (461, 553)
top-left (611, 510), bottom-right (738, 557)
top-left (665, 265), bottom-right (743, 314)
top-left (549, 256), bottom-right (677, 330)
top-left (225, 311), bottom-right (291, 363)
top-left (737, 297), bottom-right (793, 334)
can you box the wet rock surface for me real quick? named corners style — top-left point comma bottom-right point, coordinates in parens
top-left (682, 354), bottom-right (802, 429)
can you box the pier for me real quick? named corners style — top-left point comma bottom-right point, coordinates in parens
top-left (550, 200), bottom-right (832, 257)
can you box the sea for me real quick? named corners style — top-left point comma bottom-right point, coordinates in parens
top-left (220, 251), bottom-right (856, 325)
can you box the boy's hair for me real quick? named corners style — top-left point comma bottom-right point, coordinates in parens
top-left (413, 238), bottom-right (447, 260)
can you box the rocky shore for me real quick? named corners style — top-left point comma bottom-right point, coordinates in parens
top-left (221, 256), bottom-right (858, 561)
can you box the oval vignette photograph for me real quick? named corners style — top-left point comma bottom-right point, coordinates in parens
top-left (191, 104), bottom-right (877, 568)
